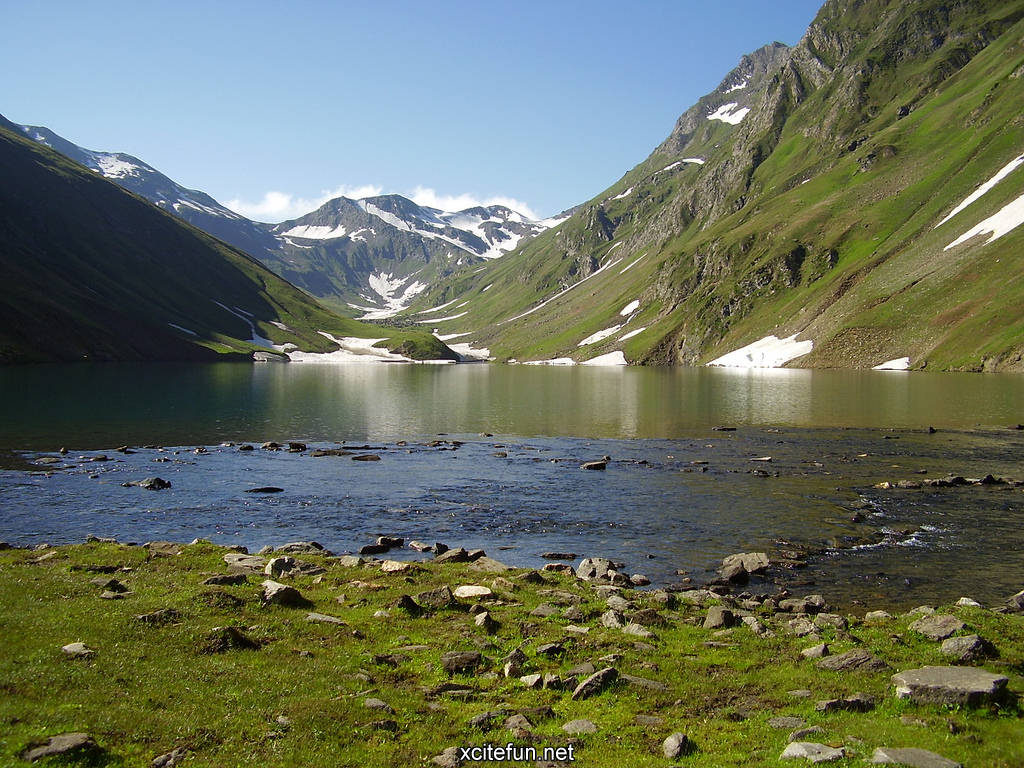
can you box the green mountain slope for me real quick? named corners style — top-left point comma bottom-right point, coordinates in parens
top-left (405, 0), bottom-right (1024, 371)
top-left (0, 118), bottom-right (452, 363)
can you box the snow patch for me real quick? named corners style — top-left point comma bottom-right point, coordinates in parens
top-left (95, 155), bottom-right (141, 179)
top-left (619, 327), bottom-right (646, 341)
top-left (359, 272), bottom-right (428, 319)
top-left (280, 224), bottom-right (348, 239)
top-left (707, 334), bottom-right (813, 368)
top-left (167, 323), bottom-right (197, 336)
top-left (707, 102), bottom-right (751, 125)
top-left (619, 299), bottom-right (640, 316)
top-left (287, 333), bottom-right (414, 364)
top-left (521, 358), bottom-right (576, 366)
top-left (582, 350), bottom-right (627, 366)
top-left (436, 332), bottom-right (472, 341)
top-left (578, 325), bottom-right (622, 347)
top-left (725, 79), bottom-right (748, 93)
top-left (619, 254), bottom-right (646, 274)
top-left (482, 283), bottom-right (493, 292)
top-left (417, 311), bottom-right (468, 324)
top-left (944, 192), bottom-right (1024, 250)
top-left (612, 187), bottom-right (634, 200)
top-left (935, 153), bottom-right (1024, 228)
top-left (446, 342), bottom-right (491, 361)
top-left (873, 357), bottom-right (910, 370)
top-left (503, 257), bottom-right (623, 324)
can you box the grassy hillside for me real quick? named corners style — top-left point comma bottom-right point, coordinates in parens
top-left (404, 0), bottom-right (1024, 371)
top-left (0, 120), bottom-right (451, 363)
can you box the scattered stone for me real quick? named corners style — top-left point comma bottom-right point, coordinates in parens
top-left (620, 673), bottom-right (669, 692)
top-left (622, 622), bottom-right (654, 639)
top-left (630, 608), bottom-right (666, 627)
top-left (61, 642), bottom-right (95, 659)
top-left (454, 585), bottom-right (492, 599)
top-left (134, 608), bottom-right (181, 625)
top-left (722, 552), bottom-right (770, 574)
top-left (789, 727), bottom-right (824, 743)
top-left (352, 454), bottom-right (381, 461)
top-left (780, 741), bottom-right (845, 762)
top-left (409, 540), bottom-right (434, 552)
top-left (703, 606), bottom-right (736, 629)
top-left (769, 717), bottom-right (806, 730)
top-left (865, 610), bottom-right (892, 624)
top-left (202, 626), bottom-right (260, 653)
top-left (634, 715), bottom-right (664, 728)
top-left (416, 586), bottom-right (454, 609)
top-left (817, 648), bottom-right (888, 672)
top-left (151, 746), bottom-right (187, 767)
top-left (381, 560), bottom-right (415, 574)
top-left (223, 553), bottom-right (266, 571)
top-left (813, 613), bottom-right (848, 630)
top-left (442, 650), bottom-right (483, 675)
top-left (261, 580), bottom-right (311, 607)
top-left (475, 612), bottom-right (499, 634)
top-left (576, 556), bottom-right (616, 582)
top-left (870, 746), bottom-right (963, 767)
top-left (562, 719), bottom-right (597, 734)
top-left (530, 602), bottom-right (559, 618)
top-left (663, 732), bottom-right (693, 759)
top-left (892, 666), bottom-right (1008, 706)
top-left (363, 698), bottom-right (394, 713)
top-left (600, 609), bottom-right (625, 628)
top-left (941, 634), bottom-right (991, 663)
top-left (630, 574), bottom-right (651, 586)
top-left (122, 477), bottom-right (171, 490)
top-left (606, 594), bottom-right (632, 612)
top-left (91, 577), bottom-right (129, 592)
top-left (435, 547), bottom-right (471, 564)
top-left (801, 643), bottom-right (829, 659)
top-left (358, 543), bottom-right (390, 555)
top-left (202, 573), bottom-right (247, 586)
top-left (468, 556), bottom-right (512, 573)
top-left (909, 614), bottom-right (966, 641)
top-left (570, 667), bottom-right (618, 700)
top-left (306, 612), bottom-right (346, 626)
top-left (276, 541), bottom-right (327, 555)
top-left (816, 692), bottom-right (875, 712)
top-left (335, 555), bottom-right (365, 567)
top-left (541, 552), bottom-right (577, 560)
top-left (22, 733), bottom-right (98, 762)
top-left (955, 597), bottom-right (982, 608)
top-left (146, 540), bottom-right (182, 557)
top-left (580, 459), bottom-right (608, 470)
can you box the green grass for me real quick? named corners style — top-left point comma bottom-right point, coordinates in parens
top-left (1, 542), bottom-right (1021, 766)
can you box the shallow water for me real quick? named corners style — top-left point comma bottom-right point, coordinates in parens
top-left (4, 421), bottom-right (1022, 610)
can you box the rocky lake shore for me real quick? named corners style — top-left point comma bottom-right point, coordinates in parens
top-left (0, 537), bottom-right (1021, 767)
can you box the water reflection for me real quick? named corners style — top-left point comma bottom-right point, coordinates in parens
top-left (0, 362), bottom-right (1020, 450)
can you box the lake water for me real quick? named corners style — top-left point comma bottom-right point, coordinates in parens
top-left (1, 363), bottom-right (1022, 609)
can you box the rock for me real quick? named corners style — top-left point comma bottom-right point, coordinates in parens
top-left (91, 577), bottom-right (129, 592)
top-left (146, 540), bottom-right (181, 557)
top-left (134, 477), bottom-right (172, 490)
top-left (620, 673), bottom-right (669, 692)
top-left (814, 613), bottom-right (848, 630)
top-left (769, 717), bottom-right (805, 730)
top-left (416, 586), bottom-right (454, 609)
top-left (530, 602), bottom-right (559, 618)
top-left (364, 697), bottom-right (394, 713)
top-left (663, 732), bottom-right (693, 759)
top-left (870, 746), bottom-right (963, 767)
top-left (562, 719), bottom-right (597, 734)
top-left (720, 562), bottom-right (749, 584)
top-left (909, 614), bottom-right (966, 641)
top-left (306, 612), bottom-right (346, 625)
top-left (606, 594), bottom-right (632, 611)
top-left (223, 553), bottom-right (266, 571)
top-left (570, 667), bottom-right (618, 700)
top-left (335, 555), bottom-right (365, 567)
top-left (580, 460), bottom-right (608, 470)
top-left (703, 606), bottom-right (736, 629)
top-left (381, 560), bottom-right (414, 574)
top-left (780, 742), bottom-right (845, 762)
top-left (276, 541), bottom-right (326, 554)
top-left (1005, 589), bottom-right (1024, 613)
top-left (955, 597), bottom-right (982, 608)
top-left (536, 641), bottom-right (566, 657)
top-left (541, 552), bottom-right (577, 560)
top-left (722, 551), bottom-right (770, 574)
top-left (431, 746), bottom-right (462, 767)
top-left (352, 453), bottom-right (381, 461)
top-left (134, 608), bottom-right (181, 625)
top-left (815, 692), bottom-right (875, 712)
top-left (376, 535), bottom-right (403, 548)
top-left (453, 585), bottom-right (492, 599)
top-left (475, 612), bottom-right (499, 634)
top-left (261, 579), bottom-right (311, 607)
top-left (622, 622), bottom-right (654, 639)
top-left (790, 727), bottom-right (824, 742)
top-left (264, 556), bottom-right (298, 577)
top-left (358, 543), bottom-right (390, 555)
top-left (441, 650), bottom-right (483, 675)
top-left (634, 715), bottom-right (664, 728)
top-left (892, 666), bottom-right (1008, 706)
top-left (502, 648), bottom-right (528, 678)
top-left (629, 573), bottom-right (651, 586)
top-left (816, 648), bottom-right (888, 672)
top-left (245, 486), bottom-right (284, 493)
top-left (435, 547), bottom-right (471, 564)
top-left (151, 746), bottom-right (187, 767)
top-left (576, 556), bottom-right (616, 581)
top-left (468, 556), bottom-right (511, 573)
top-left (202, 626), bottom-right (260, 653)
top-left (409, 540), bottom-right (434, 552)
top-left (801, 643), bottom-right (829, 659)
top-left (22, 733), bottom-right (98, 762)
top-left (600, 609), bottom-right (625, 628)
top-left (941, 634), bottom-right (991, 663)
top-left (865, 610), bottom-right (893, 623)
top-left (203, 573), bottom-right (247, 586)
top-left (61, 642), bottom-right (95, 659)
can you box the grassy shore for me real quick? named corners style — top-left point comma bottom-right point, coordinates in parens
top-left (0, 540), bottom-right (1021, 767)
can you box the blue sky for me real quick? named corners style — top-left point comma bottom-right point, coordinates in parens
top-left (2, 1), bottom-right (823, 220)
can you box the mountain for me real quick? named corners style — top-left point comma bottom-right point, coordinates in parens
top-left (0, 115), bottom-right (452, 364)
top-left (13, 122), bottom-right (553, 317)
top-left (403, 0), bottom-right (1024, 372)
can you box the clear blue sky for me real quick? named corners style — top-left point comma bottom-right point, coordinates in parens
top-left (2, 1), bottom-right (823, 220)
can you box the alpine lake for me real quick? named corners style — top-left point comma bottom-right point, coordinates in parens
top-left (1, 361), bottom-right (1022, 610)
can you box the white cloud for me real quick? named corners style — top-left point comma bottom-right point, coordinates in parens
top-left (224, 184), bottom-right (383, 222)
top-left (407, 186), bottom-right (539, 220)
top-left (225, 183), bottom-right (538, 223)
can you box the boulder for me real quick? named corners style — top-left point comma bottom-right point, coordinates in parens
top-left (570, 667), bottom-right (618, 700)
top-left (940, 634), bottom-right (991, 663)
top-left (260, 580), bottom-right (310, 607)
top-left (416, 586), bottom-right (454, 609)
top-left (816, 648), bottom-right (888, 672)
top-left (61, 642), bottom-right (95, 659)
top-left (453, 585), bottom-right (492, 599)
top-left (562, 719), bottom-right (597, 734)
top-left (223, 553), bottom-right (266, 572)
top-left (276, 541), bottom-right (326, 555)
top-left (703, 606), bottom-right (736, 629)
top-left (870, 747), bottom-right (963, 767)
top-left (780, 742), bottom-right (845, 762)
top-left (722, 552), bottom-right (770, 574)
top-left (442, 650), bottom-right (483, 675)
top-left (576, 556), bottom-right (616, 581)
top-left (22, 733), bottom-right (98, 762)
top-left (892, 666), bottom-right (1008, 706)
top-left (909, 614), bottom-right (966, 641)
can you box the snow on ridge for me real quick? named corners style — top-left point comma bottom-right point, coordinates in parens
top-left (612, 187), bottom-right (634, 200)
top-left (578, 325), bottom-right (622, 347)
top-left (935, 153), bottom-right (1024, 229)
top-left (359, 271), bottom-right (428, 319)
top-left (707, 333), bottom-right (813, 368)
top-left (619, 299), bottom-right (640, 316)
top-left (280, 224), bottom-right (349, 239)
top-left (873, 356), bottom-right (910, 370)
top-left (707, 102), bottom-right (751, 125)
top-left (95, 154), bottom-right (143, 179)
top-left (944, 191), bottom-right (1024, 251)
top-left (725, 79), bottom-right (749, 93)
